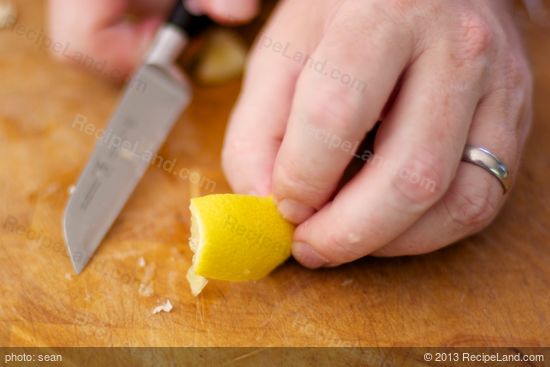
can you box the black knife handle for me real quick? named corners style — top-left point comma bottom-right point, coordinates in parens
top-left (167, 1), bottom-right (211, 37)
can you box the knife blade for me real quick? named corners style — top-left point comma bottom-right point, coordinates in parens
top-left (63, 2), bottom-right (210, 274)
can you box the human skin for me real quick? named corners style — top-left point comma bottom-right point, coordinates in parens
top-left (49, 0), bottom-right (533, 268)
top-left (48, 0), bottom-right (260, 78)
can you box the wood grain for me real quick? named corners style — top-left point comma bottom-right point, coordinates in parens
top-left (0, 1), bottom-right (548, 347)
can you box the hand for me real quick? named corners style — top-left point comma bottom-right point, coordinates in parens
top-left (48, 0), bottom-right (260, 79)
top-left (222, 0), bottom-right (533, 267)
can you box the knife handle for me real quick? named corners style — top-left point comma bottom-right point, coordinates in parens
top-left (167, 1), bottom-right (211, 38)
top-left (146, 1), bottom-right (211, 65)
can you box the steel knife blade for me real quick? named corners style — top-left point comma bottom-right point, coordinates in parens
top-left (63, 2), bottom-right (210, 273)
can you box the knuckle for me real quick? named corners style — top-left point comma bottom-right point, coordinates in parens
top-left (445, 183), bottom-right (499, 230)
top-left (454, 12), bottom-right (493, 62)
top-left (383, 0), bottom-right (443, 33)
top-left (298, 85), bottom-right (360, 138)
top-left (274, 161), bottom-right (331, 203)
top-left (501, 54), bottom-right (532, 90)
top-left (389, 153), bottom-right (446, 209)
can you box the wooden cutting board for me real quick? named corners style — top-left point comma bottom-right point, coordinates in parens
top-left (0, 0), bottom-right (549, 348)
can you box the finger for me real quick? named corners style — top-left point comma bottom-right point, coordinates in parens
top-left (49, 0), bottom-right (164, 79)
top-left (371, 164), bottom-right (503, 257)
top-left (373, 82), bottom-right (531, 256)
top-left (272, 1), bottom-right (412, 223)
top-left (197, 0), bottom-right (259, 24)
top-left (221, 1), bottom-right (310, 195)
top-left (292, 44), bottom-right (486, 268)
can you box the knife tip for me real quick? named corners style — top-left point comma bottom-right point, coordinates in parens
top-left (72, 260), bottom-right (85, 275)
top-left (65, 241), bottom-right (88, 275)
top-left (63, 204), bottom-right (88, 275)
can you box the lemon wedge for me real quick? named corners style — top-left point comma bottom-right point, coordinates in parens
top-left (187, 194), bottom-right (294, 295)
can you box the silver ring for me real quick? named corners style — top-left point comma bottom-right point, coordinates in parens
top-left (462, 145), bottom-right (511, 194)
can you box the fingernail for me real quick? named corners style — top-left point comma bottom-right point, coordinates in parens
top-left (292, 242), bottom-right (329, 269)
top-left (277, 199), bottom-right (314, 224)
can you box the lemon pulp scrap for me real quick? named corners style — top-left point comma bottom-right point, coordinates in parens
top-left (193, 30), bottom-right (247, 85)
top-left (187, 194), bottom-right (294, 295)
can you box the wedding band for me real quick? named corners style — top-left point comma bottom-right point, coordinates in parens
top-left (462, 145), bottom-right (511, 194)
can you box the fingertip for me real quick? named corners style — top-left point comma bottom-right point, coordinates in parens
top-left (199, 0), bottom-right (259, 24)
top-left (292, 242), bottom-right (329, 269)
top-left (277, 199), bottom-right (315, 224)
top-left (271, 157), bottom-right (327, 224)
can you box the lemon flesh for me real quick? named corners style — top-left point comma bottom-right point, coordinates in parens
top-left (187, 194), bottom-right (294, 293)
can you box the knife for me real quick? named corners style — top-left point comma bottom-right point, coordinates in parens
top-left (63, 1), bottom-right (210, 274)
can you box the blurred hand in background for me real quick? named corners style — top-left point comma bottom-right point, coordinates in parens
top-left (48, 0), bottom-right (259, 78)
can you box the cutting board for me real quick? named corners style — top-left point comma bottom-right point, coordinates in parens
top-left (0, 0), bottom-right (549, 349)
